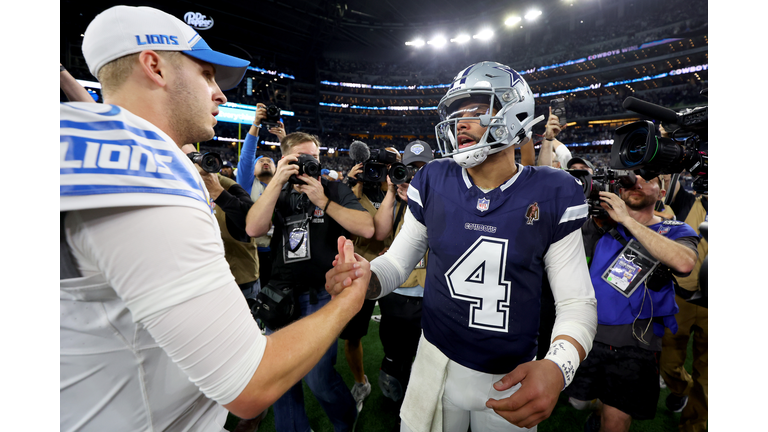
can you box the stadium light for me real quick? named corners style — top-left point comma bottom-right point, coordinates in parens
top-left (450, 34), bottom-right (471, 43)
top-left (428, 36), bottom-right (447, 47)
top-left (524, 10), bottom-right (542, 21)
top-left (405, 39), bottom-right (426, 47)
top-left (505, 16), bottom-right (522, 26)
top-left (473, 29), bottom-right (494, 40)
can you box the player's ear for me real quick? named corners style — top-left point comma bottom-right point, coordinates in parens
top-left (137, 50), bottom-right (167, 87)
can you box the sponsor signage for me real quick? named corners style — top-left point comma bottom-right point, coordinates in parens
top-left (184, 12), bottom-right (214, 30)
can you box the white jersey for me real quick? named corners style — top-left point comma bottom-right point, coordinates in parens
top-left (60, 103), bottom-right (266, 431)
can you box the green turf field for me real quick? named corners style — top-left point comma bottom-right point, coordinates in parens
top-left (226, 305), bottom-right (699, 431)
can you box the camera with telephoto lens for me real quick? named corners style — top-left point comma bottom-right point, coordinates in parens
top-left (288, 153), bottom-right (322, 185)
top-left (361, 148), bottom-right (410, 184)
top-left (610, 94), bottom-right (708, 193)
top-left (567, 168), bottom-right (637, 218)
top-left (187, 151), bottom-right (222, 173)
top-left (263, 104), bottom-right (282, 128)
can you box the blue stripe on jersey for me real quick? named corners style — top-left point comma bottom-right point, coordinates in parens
top-left (62, 103), bottom-right (121, 117)
top-left (60, 120), bottom-right (165, 141)
top-left (61, 184), bottom-right (208, 204)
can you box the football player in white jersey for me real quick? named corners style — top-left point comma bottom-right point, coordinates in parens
top-left (327, 61), bottom-right (597, 431)
top-left (60, 6), bottom-right (370, 431)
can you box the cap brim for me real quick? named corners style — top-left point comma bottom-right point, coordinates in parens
top-left (184, 49), bottom-right (249, 91)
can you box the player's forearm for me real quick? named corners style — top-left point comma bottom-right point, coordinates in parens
top-left (545, 230), bottom-right (597, 357)
top-left (621, 218), bottom-right (696, 274)
top-left (327, 204), bottom-right (375, 238)
top-left (224, 294), bottom-right (363, 418)
top-left (368, 209), bottom-right (429, 299)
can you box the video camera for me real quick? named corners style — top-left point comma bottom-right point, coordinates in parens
top-left (610, 95), bottom-right (708, 193)
top-left (187, 151), bottom-right (222, 173)
top-left (360, 149), bottom-right (413, 185)
top-left (568, 168), bottom-right (637, 217)
top-left (288, 154), bottom-right (322, 185)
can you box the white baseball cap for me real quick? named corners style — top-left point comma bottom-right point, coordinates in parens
top-left (82, 5), bottom-right (249, 90)
top-left (329, 170), bottom-right (339, 180)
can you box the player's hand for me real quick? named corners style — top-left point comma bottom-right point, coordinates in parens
top-left (485, 359), bottom-right (564, 429)
top-left (295, 174), bottom-right (328, 208)
top-left (599, 191), bottom-right (630, 224)
top-left (269, 121), bottom-right (286, 140)
top-left (325, 236), bottom-right (370, 298)
top-left (273, 154), bottom-right (300, 185)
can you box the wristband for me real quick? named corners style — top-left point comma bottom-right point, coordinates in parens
top-left (545, 137), bottom-right (554, 141)
top-left (543, 339), bottom-right (581, 390)
top-left (253, 123), bottom-right (262, 129)
top-left (323, 199), bottom-right (331, 213)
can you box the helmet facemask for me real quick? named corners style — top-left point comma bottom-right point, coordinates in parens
top-left (434, 61), bottom-right (544, 168)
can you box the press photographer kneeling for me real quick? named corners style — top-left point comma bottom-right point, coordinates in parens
top-left (564, 168), bottom-right (700, 432)
top-left (244, 132), bottom-right (374, 431)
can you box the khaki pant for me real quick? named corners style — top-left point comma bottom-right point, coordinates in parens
top-left (660, 294), bottom-right (708, 432)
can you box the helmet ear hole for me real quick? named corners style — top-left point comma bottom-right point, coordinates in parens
top-left (516, 112), bottom-right (529, 122)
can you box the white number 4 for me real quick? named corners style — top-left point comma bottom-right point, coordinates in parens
top-left (445, 237), bottom-right (511, 333)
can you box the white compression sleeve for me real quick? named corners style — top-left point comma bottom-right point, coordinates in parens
top-left (543, 229), bottom-right (598, 357)
top-left (68, 206), bottom-right (266, 405)
top-left (369, 208), bottom-right (429, 299)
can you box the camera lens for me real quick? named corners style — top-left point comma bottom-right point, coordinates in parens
top-left (365, 166), bottom-right (381, 181)
top-left (389, 164), bottom-right (408, 184)
top-left (620, 127), bottom-right (650, 167)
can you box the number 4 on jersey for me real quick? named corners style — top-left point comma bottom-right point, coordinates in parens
top-left (445, 237), bottom-right (511, 333)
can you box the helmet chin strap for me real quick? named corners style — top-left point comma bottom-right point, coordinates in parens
top-left (452, 146), bottom-right (490, 168)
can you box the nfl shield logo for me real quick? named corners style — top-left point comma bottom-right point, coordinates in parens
top-left (477, 198), bottom-right (490, 212)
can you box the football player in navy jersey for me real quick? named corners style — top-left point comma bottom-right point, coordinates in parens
top-left (327, 61), bottom-right (598, 431)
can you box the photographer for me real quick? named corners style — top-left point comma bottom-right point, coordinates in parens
top-left (236, 102), bottom-right (286, 201)
top-left (658, 130), bottom-right (709, 432)
top-left (244, 132), bottom-right (374, 432)
top-left (565, 175), bottom-right (700, 432)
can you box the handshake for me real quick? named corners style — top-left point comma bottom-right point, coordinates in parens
top-left (324, 236), bottom-right (372, 305)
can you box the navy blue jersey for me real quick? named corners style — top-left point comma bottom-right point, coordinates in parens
top-left (408, 160), bottom-right (588, 374)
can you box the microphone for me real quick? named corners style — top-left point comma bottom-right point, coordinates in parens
top-left (622, 97), bottom-right (679, 124)
top-left (349, 140), bottom-right (371, 163)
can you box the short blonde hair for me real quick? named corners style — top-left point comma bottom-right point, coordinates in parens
top-left (97, 51), bottom-right (183, 97)
top-left (281, 132), bottom-right (321, 155)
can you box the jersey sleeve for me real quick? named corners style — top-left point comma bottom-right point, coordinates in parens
top-left (552, 174), bottom-right (589, 244)
top-left (66, 206), bottom-right (265, 405)
top-left (406, 167), bottom-right (427, 225)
